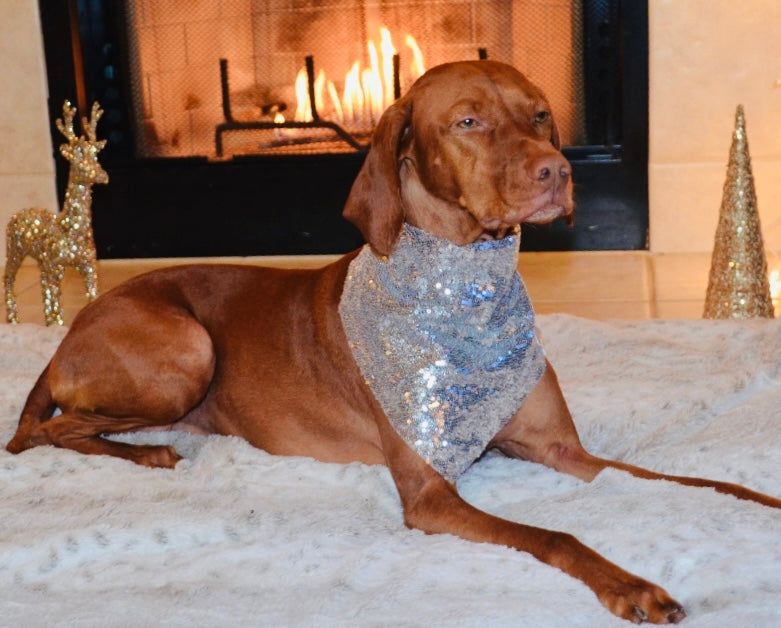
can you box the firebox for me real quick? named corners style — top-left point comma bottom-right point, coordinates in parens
top-left (38, 0), bottom-right (648, 258)
top-left (124, 1), bottom-right (586, 159)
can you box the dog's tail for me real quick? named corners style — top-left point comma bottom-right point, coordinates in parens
top-left (6, 363), bottom-right (57, 454)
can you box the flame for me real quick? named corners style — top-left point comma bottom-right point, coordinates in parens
top-left (327, 80), bottom-right (343, 123)
top-left (291, 27), bottom-right (424, 130)
top-left (314, 69), bottom-right (326, 116)
top-left (380, 27), bottom-right (397, 109)
top-left (294, 69), bottom-right (310, 122)
top-left (364, 41), bottom-right (384, 123)
top-left (343, 61), bottom-right (364, 126)
top-left (406, 34), bottom-right (425, 80)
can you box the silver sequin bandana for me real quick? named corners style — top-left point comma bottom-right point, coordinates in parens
top-left (339, 224), bottom-right (546, 483)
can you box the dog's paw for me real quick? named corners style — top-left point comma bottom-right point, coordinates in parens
top-left (599, 580), bottom-right (686, 624)
top-left (136, 444), bottom-right (182, 468)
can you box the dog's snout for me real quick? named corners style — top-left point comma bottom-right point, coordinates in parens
top-left (534, 154), bottom-right (571, 183)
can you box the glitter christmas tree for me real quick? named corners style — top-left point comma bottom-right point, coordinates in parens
top-left (703, 105), bottom-right (774, 319)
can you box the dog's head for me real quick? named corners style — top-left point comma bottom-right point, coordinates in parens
top-left (343, 60), bottom-right (574, 256)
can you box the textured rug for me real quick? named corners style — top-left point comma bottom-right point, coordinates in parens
top-left (1, 315), bottom-right (780, 627)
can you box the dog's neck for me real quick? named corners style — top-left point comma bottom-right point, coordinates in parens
top-left (375, 222), bottom-right (521, 290)
top-left (339, 223), bottom-right (546, 482)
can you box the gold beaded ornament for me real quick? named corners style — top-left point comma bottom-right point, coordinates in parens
top-left (703, 105), bottom-right (774, 319)
top-left (4, 101), bottom-right (108, 326)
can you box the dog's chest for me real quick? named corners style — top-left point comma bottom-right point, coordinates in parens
top-left (339, 224), bottom-right (546, 482)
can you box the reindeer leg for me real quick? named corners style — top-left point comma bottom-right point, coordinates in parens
top-left (40, 266), bottom-right (66, 326)
top-left (3, 252), bottom-right (22, 324)
top-left (78, 258), bottom-right (99, 302)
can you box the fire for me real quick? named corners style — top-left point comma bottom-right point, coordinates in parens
top-left (380, 27), bottom-right (397, 110)
top-left (294, 69), bottom-right (311, 122)
top-left (292, 27), bottom-right (425, 131)
top-left (406, 34), bottom-right (425, 78)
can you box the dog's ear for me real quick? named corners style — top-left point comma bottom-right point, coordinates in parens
top-left (343, 96), bottom-right (412, 257)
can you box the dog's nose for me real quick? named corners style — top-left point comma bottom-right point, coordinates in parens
top-left (534, 154), bottom-right (571, 183)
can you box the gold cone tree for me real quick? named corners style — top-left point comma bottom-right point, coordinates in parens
top-left (703, 105), bottom-right (774, 319)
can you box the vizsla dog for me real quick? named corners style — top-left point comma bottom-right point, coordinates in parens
top-left (7, 61), bottom-right (780, 624)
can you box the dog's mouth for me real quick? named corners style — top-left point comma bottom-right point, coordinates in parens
top-left (478, 216), bottom-right (521, 235)
top-left (486, 181), bottom-right (574, 229)
top-left (476, 222), bottom-right (521, 241)
top-left (523, 204), bottom-right (568, 224)
top-left (480, 204), bottom-right (570, 233)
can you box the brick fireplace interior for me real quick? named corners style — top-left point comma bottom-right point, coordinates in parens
top-left (39, 0), bottom-right (647, 258)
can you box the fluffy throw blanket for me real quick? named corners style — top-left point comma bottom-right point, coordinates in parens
top-left (1, 315), bottom-right (779, 627)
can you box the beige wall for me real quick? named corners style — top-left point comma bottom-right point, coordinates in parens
top-left (0, 0), bottom-right (57, 266)
top-left (2, 0), bottom-right (781, 264)
top-left (649, 0), bottom-right (781, 254)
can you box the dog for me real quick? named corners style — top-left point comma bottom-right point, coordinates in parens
top-left (7, 60), bottom-right (780, 624)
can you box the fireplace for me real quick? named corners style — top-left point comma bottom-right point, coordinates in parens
top-left (39, 0), bottom-right (647, 258)
top-left (124, 1), bottom-right (586, 159)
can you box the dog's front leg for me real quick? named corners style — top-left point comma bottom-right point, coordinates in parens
top-left (374, 416), bottom-right (686, 624)
top-left (492, 363), bottom-right (781, 509)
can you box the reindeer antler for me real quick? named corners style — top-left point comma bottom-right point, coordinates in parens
top-left (55, 100), bottom-right (79, 144)
top-left (82, 102), bottom-right (104, 144)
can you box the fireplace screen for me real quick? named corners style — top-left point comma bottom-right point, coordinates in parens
top-left (125, 0), bottom-right (584, 159)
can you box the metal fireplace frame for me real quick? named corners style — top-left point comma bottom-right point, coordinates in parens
top-left (38, 0), bottom-right (648, 258)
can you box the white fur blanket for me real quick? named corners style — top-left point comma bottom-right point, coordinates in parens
top-left (1, 315), bottom-right (779, 627)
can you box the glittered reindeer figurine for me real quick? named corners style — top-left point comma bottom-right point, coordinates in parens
top-left (4, 101), bottom-right (108, 326)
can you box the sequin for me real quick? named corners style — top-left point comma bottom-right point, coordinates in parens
top-left (339, 224), bottom-right (546, 482)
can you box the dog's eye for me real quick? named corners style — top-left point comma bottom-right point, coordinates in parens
top-left (456, 118), bottom-right (479, 129)
top-left (534, 111), bottom-right (551, 124)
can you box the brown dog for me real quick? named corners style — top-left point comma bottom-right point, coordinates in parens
top-left (7, 61), bottom-right (780, 624)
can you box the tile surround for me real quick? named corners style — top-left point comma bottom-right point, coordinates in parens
top-left (0, 0), bottom-right (57, 264)
top-left (648, 0), bottom-right (781, 253)
top-left (3, 251), bottom-right (713, 326)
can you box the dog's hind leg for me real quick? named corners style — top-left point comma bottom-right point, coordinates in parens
top-left (7, 362), bottom-right (186, 468)
top-left (6, 365), bottom-right (57, 454)
top-left (22, 409), bottom-right (183, 468)
top-left (7, 299), bottom-right (216, 466)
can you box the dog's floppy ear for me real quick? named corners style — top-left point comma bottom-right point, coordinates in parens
top-left (343, 96), bottom-right (412, 257)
